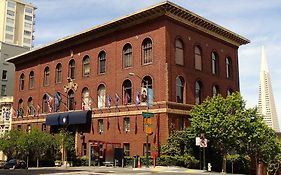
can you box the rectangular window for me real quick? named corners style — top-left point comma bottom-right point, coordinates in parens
top-left (7, 1), bottom-right (16, 9)
top-left (24, 38), bottom-right (31, 44)
top-left (1, 85), bottom-right (7, 96)
top-left (25, 7), bottom-right (33, 14)
top-left (6, 25), bottom-right (14, 32)
top-left (25, 15), bottom-right (32, 21)
top-left (123, 143), bottom-right (130, 156)
top-left (24, 22), bottom-right (32, 29)
top-left (7, 10), bottom-right (15, 17)
top-left (98, 119), bottom-right (104, 133)
top-left (143, 143), bottom-right (151, 156)
top-left (5, 33), bottom-right (13, 40)
top-left (6, 18), bottom-right (14, 24)
top-left (123, 117), bottom-right (130, 132)
top-left (82, 143), bottom-right (87, 156)
top-left (2, 70), bottom-right (7, 80)
top-left (24, 30), bottom-right (32, 36)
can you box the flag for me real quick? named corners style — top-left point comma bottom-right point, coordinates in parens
top-left (141, 87), bottom-right (148, 103)
top-left (115, 93), bottom-right (119, 110)
top-left (46, 93), bottom-right (53, 113)
top-left (123, 92), bottom-right (130, 105)
top-left (147, 88), bottom-right (154, 107)
top-left (107, 95), bottom-right (112, 109)
top-left (136, 90), bottom-right (140, 106)
top-left (54, 92), bottom-right (62, 112)
top-left (135, 115), bottom-right (138, 134)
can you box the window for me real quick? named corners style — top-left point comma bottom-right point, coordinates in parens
top-left (82, 55), bottom-right (90, 76)
top-left (19, 73), bottom-right (25, 91)
top-left (175, 39), bottom-right (184, 65)
top-left (68, 59), bottom-right (75, 79)
top-left (18, 99), bottom-right (24, 117)
top-left (25, 7), bottom-right (33, 14)
top-left (42, 94), bottom-right (50, 113)
top-left (7, 1), bottom-right (16, 8)
top-left (23, 38), bottom-right (31, 44)
top-left (24, 30), bottom-right (31, 36)
top-left (5, 33), bottom-right (13, 40)
top-left (97, 84), bottom-right (106, 108)
top-left (212, 85), bottom-right (219, 96)
top-left (6, 18), bottom-right (14, 24)
top-left (82, 87), bottom-right (91, 110)
top-left (98, 119), bottom-right (104, 133)
top-left (25, 15), bottom-right (32, 21)
top-left (82, 143), bottom-right (87, 156)
top-left (211, 52), bottom-right (219, 75)
top-left (226, 57), bottom-right (232, 79)
top-left (2, 70), bottom-right (7, 80)
top-left (123, 143), bottom-right (130, 156)
top-left (29, 71), bottom-right (34, 89)
top-left (122, 80), bottom-right (132, 105)
top-left (24, 22), bottom-right (32, 29)
top-left (43, 67), bottom-right (50, 86)
top-left (195, 46), bottom-right (202, 70)
top-left (143, 143), bottom-right (151, 156)
top-left (195, 81), bottom-right (202, 104)
top-left (123, 117), bottom-right (130, 132)
top-left (176, 76), bottom-right (184, 103)
top-left (67, 90), bottom-right (75, 110)
top-left (6, 25), bottom-right (14, 32)
top-left (55, 63), bottom-right (62, 83)
top-left (142, 38), bottom-right (153, 64)
top-left (28, 97), bottom-right (35, 115)
top-left (1, 85), bottom-right (7, 96)
top-left (98, 51), bottom-right (106, 74)
top-left (42, 123), bottom-right (46, 131)
top-left (123, 44), bottom-right (132, 68)
top-left (7, 10), bottom-right (15, 17)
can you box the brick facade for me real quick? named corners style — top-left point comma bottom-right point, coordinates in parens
top-left (8, 2), bottom-right (248, 161)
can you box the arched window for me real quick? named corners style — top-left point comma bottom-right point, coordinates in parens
top-left (211, 52), bottom-right (219, 75)
top-left (98, 51), bottom-right (106, 74)
top-left (212, 85), bottom-right (219, 96)
top-left (122, 80), bottom-right (132, 105)
top-left (176, 76), bottom-right (184, 103)
top-left (68, 59), bottom-right (75, 79)
top-left (28, 97), bottom-right (35, 116)
top-left (82, 87), bottom-right (91, 110)
top-left (43, 66), bottom-right (50, 86)
top-left (18, 99), bottom-right (24, 117)
top-left (19, 73), bottom-right (25, 91)
top-left (195, 46), bottom-right (202, 70)
top-left (227, 88), bottom-right (233, 96)
top-left (29, 71), bottom-right (34, 89)
top-left (83, 55), bottom-right (90, 76)
top-left (123, 44), bottom-right (132, 68)
top-left (175, 39), bottom-right (184, 65)
top-left (195, 81), bottom-right (202, 104)
top-left (68, 90), bottom-right (75, 110)
top-left (97, 84), bottom-right (106, 108)
top-left (226, 57), bottom-right (232, 79)
top-left (42, 93), bottom-right (52, 113)
top-left (55, 63), bottom-right (62, 83)
top-left (142, 38), bottom-right (153, 64)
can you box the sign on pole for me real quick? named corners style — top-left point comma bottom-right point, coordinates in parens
top-left (200, 138), bottom-right (207, 148)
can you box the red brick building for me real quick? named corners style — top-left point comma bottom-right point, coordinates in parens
top-left (8, 1), bottom-right (249, 162)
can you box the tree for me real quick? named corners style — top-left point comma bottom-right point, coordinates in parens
top-left (0, 130), bottom-right (23, 159)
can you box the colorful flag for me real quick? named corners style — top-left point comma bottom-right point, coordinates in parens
top-left (147, 88), bottom-right (153, 107)
top-left (136, 90), bottom-right (141, 106)
top-left (123, 91), bottom-right (130, 105)
top-left (54, 92), bottom-right (62, 112)
top-left (115, 93), bottom-right (119, 109)
top-left (141, 87), bottom-right (148, 103)
top-left (46, 93), bottom-right (53, 113)
top-left (107, 95), bottom-right (112, 109)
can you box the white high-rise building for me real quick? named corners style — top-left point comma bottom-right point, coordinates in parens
top-left (258, 46), bottom-right (280, 132)
top-left (0, 0), bottom-right (36, 48)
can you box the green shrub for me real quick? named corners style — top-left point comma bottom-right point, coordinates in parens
top-left (156, 155), bottom-right (199, 168)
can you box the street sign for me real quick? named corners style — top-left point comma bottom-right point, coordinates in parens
top-left (200, 138), bottom-right (207, 148)
top-left (142, 112), bottom-right (154, 118)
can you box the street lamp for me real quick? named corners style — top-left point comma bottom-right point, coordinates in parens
top-left (129, 72), bottom-right (150, 168)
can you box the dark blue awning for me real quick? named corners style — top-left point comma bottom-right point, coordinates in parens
top-left (45, 113), bottom-right (60, 126)
top-left (46, 110), bottom-right (92, 126)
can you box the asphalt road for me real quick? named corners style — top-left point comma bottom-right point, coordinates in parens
top-left (0, 166), bottom-right (210, 175)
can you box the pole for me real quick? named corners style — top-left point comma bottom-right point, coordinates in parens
top-left (199, 147), bottom-right (202, 170)
top-left (88, 143), bottom-right (91, 166)
top-left (203, 147), bottom-right (206, 170)
top-left (146, 134), bottom-right (149, 168)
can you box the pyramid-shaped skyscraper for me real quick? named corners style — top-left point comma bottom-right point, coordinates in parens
top-left (258, 46), bottom-right (280, 132)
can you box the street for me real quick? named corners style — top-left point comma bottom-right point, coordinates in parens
top-left (0, 166), bottom-right (211, 175)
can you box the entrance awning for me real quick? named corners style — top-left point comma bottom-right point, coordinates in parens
top-left (46, 110), bottom-right (92, 126)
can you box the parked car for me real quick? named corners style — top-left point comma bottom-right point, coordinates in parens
top-left (4, 159), bottom-right (27, 169)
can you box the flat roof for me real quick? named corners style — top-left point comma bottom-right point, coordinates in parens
top-left (7, 1), bottom-right (250, 65)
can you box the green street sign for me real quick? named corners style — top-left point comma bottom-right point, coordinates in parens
top-left (142, 112), bottom-right (154, 118)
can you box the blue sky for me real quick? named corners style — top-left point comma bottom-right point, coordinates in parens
top-left (28, 0), bottom-right (281, 126)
